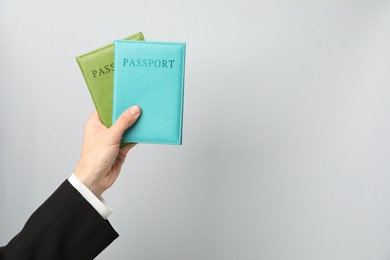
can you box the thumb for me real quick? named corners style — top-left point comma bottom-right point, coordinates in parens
top-left (109, 106), bottom-right (141, 142)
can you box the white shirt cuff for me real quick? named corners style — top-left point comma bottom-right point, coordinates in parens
top-left (68, 173), bottom-right (113, 220)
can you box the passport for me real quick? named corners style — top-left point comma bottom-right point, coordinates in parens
top-left (112, 40), bottom-right (186, 145)
top-left (76, 32), bottom-right (145, 127)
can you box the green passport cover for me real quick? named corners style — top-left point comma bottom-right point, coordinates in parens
top-left (76, 32), bottom-right (145, 127)
top-left (113, 40), bottom-right (186, 145)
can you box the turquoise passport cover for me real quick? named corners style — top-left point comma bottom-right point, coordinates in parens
top-left (112, 40), bottom-right (186, 145)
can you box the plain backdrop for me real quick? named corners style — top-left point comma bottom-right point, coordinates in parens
top-left (1, 0), bottom-right (390, 259)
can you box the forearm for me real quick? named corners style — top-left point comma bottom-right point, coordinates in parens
top-left (0, 180), bottom-right (118, 260)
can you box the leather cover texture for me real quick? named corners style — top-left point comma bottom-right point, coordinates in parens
top-left (112, 40), bottom-right (186, 145)
top-left (76, 32), bottom-right (145, 127)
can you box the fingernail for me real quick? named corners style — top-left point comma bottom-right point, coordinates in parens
top-left (129, 106), bottom-right (141, 116)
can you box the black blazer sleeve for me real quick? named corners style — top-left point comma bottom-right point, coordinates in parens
top-left (0, 180), bottom-right (119, 260)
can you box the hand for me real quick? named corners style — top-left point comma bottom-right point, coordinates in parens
top-left (74, 106), bottom-right (141, 197)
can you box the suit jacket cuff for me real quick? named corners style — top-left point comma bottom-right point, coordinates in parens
top-left (68, 173), bottom-right (113, 219)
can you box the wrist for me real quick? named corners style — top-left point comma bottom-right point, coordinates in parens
top-left (74, 167), bottom-right (103, 197)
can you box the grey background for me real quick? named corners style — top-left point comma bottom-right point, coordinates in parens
top-left (1, 0), bottom-right (390, 259)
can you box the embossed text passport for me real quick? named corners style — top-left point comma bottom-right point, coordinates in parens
top-left (76, 32), bottom-right (145, 127)
top-left (112, 40), bottom-right (186, 145)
